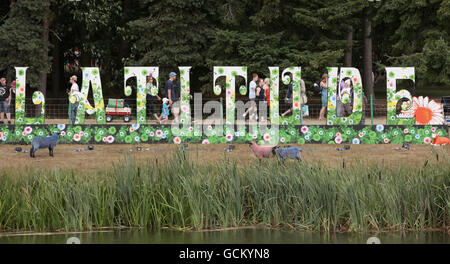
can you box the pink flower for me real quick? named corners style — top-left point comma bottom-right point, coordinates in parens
top-left (24, 126), bottom-right (32, 134)
top-left (336, 132), bottom-right (341, 137)
top-left (202, 139), bottom-right (210, 144)
top-left (107, 136), bottom-right (114, 143)
top-left (156, 130), bottom-right (162, 136)
top-left (102, 137), bottom-right (107, 142)
top-left (79, 131), bottom-right (84, 136)
top-left (61, 131), bottom-right (66, 136)
top-left (335, 136), bottom-right (342, 144)
top-left (22, 131), bottom-right (27, 136)
top-left (301, 126), bottom-right (308, 133)
top-left (384, 138), bottom-right (389, 144)
top-left (403, 129), bottom-right (408, 134)
top-left (149, 131), bottom-right (155, 137)
top-left (226, 134), bottom-right (233, 142)
top-left (280, 137), bottom-right (285, 143)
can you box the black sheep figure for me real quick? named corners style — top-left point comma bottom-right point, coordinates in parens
top-left (30, 132), bottom-right (59, 158)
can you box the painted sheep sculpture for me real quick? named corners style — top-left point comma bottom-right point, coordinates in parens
top-left (273, 146), bottom-right (302, 162)
top-left (248, 142), bottom-right (273, 159)
top-left (30, 132), bottom-right (59, 158)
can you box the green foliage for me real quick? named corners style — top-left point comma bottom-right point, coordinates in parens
top-left (0, 0), bottom-right (51, 84)
top-left (123, 0), bottom-right (219, 92)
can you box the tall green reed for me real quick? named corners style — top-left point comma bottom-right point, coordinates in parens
top-left (0, 148), bottom-right (448, 232)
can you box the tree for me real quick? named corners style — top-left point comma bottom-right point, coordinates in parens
top-left (372, 0), bottom-right (450, 85)
top-left (124, 0), bottom-right (220, 94)
top-left (0, 0), bottom-right (52, 93)
top-left (205, 0), bottom-right (364, 94)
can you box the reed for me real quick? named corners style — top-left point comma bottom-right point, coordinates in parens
top-left (0, 148), bottom-right (448, 233)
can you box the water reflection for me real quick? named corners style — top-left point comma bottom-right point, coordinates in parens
top-left (0, 229), bottom-right (448, 244)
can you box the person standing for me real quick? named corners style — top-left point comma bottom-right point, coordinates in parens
top-left (0, 77), bottom-right (12, 124)
top-left (68, 75), bottom-right (80, 125)
top-left (340, 79), bottom-right (353, 117)
top-left (146, 74), bottom-right (161, 122)
top-left (243, 73), bottom-right (258, 121)
top-left (264, 78), bottom-right (271, 117)
top-left (255, 78), bottom-right (265, 121)
top-left (165, 72), bottom-right (179, 122)
top-left (319, 73), bottom-right (328, 121)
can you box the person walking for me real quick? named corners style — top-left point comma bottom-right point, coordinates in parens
top-left (319, 73), bottom-right (328, 120)
top-left (68, 75), bottom-right (80, 125)
top-left (157, 98), bottom-right (170, 124)
top-left (165, 72), bottom-right (179, 122)
top-left (281, 75), bottom-right (307, 124)
top-left (0, 77), bottom-right (12, 124)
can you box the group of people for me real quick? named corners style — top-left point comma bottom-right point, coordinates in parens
top-left (146, 72), bottom-right (178, 124)
top-left (242, 72), bottom-right (308, 122)
top-left (242, 73), bottom-right (275, 121)
top-left (67, 72), bottom-right (182, 125)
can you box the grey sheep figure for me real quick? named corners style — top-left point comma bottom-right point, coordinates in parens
top-left (272, 146), bottom-right (302, 162)
top-left (30, 132), bottom-right (59, 158)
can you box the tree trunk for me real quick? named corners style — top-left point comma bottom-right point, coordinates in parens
top-left (51, 36), bottom-right (61, 97)
top-left (363, 12), bottom-right (374, 98)
top-left (37, 0), bottom-right (50, 116)
top-left (344, 26), bottom-right (353, 67)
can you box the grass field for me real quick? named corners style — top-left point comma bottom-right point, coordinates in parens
top-left (0, 144), bottom-right (448, 233)
top-left (0, 143), bottom-right (448, 171)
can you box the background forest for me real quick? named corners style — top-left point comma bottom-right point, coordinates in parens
top-left (0, 0), bottom-right (449, 99)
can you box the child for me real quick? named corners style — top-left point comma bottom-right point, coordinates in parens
top-left (158, 98), bottom-right (170, 124)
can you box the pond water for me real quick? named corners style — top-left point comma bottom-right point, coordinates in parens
top-left (0, 229), bottom-right (448, 244)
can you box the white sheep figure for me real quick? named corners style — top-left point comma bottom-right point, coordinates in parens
top-left (30, 132), bottom-right (59, 158)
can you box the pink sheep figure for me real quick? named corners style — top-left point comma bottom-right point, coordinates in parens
top-left (249, 142), bottom-right (273, 159)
